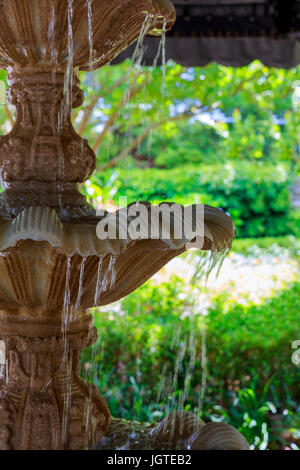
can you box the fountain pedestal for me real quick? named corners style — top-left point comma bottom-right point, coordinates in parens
top-left (0, 317), bottom-right (110, 450)
top-left (0, 71), bottom-right (96, 222)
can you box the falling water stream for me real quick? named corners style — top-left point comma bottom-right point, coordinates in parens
top-left (64, 0), bottom-right (74, 116)
top-left (61, 256), bottom-right (72, 446)
top-left (87, 0), bottom-right (94, 72)
top-left (106, 12), bottom-right (166, 174)
top-left (62, 256), bottom-right (72, 360)
top-left (160, 19), bottom-right (167, 96)
top-left (0, 0), bottom-right (232, 452)
top-left (59, 251), bottom-right (119, 446)
top-left (130, 13), bottom-right (151, 67)
top-left (93, 255), bottom-right (117, 307)
top-left (48, 4), bottom-right (58, 83)
top-left (94, 257), bottom-right (104, 306)
top-left (75, 257), bottom-right (87, 313)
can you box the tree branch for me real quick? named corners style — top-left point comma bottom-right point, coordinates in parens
top-left (91, 77), bottom-right (151, 152)
top-left (77, 73), bottom-right (142, 136)
top-left (231, 70), bottom-right (265, 97)
top-left (96, 105), bottom-right (211, 172)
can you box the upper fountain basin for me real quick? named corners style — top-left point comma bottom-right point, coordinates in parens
top-left (0, 0), bottom-right (176, 72)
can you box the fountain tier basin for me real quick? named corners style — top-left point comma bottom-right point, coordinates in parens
top-left (95, 415), bottom-right (250, 450)
top-left (0, 204), bottom-right (234, 317)
top-left (0, 0), bottom-right (176, 72)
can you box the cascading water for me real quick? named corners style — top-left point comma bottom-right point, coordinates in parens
top-left (94, 257), bottom-right (104, 306)
top-left (62, 256), bottom-right (72, 360)
top-left (87, 0), bottom-right (94, 73)
top-left (160, 18), bottom-right (167, 96)
top-left (64, 0), bottom-right (74, 115)
top-left (153, 252), bottom-right (222, 444)
top-left (109, 255), bottom-right (117, 290)
top-left (120, 13), bottom-right (152, 156)
top-left (79, 12), bottom-right (233, 444)
top-left (75, 257), bottom-right (87, 312)
top-left (114, 13), bottom-right (170, 182)
top-left (198, 328), bottom-right (207, 415)
top-left (48, 4), bottom-right (58, 83)
top-left (93, 245), bottom-right (232, 450)
top-left (0, 340), bottom-right (5, 378)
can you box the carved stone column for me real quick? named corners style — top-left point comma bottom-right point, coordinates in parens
top-left (0, 71), bottom-right (96, 221)
top-left (0, 319), bottom-right (110, 450)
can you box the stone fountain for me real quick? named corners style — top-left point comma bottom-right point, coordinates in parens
top-left (0, 0), bottom-right (240, 450)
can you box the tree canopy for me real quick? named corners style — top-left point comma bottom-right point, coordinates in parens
top-left (70, 60), bottom-right (300, 174)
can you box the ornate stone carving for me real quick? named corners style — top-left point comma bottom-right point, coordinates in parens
top-left (0, 320), bottom-right (110, 450)
top-left (151, 411), bottom-right (205, 443)
top-left (0, 72), bottom-right (96, 219)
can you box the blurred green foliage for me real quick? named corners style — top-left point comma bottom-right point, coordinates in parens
top-left (75, 60), bottom-right (300, 169)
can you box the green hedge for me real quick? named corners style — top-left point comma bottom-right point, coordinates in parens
top-left (90, 162), bottom-right (299, 238)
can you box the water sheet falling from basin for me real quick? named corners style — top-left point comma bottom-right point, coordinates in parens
top-left (75, 257), bottom-right (87, 312)
top-left (62, 256), bottom-right (72, 359)
top-left (94, 257), bottom-right (104, 306)
top-left (48, 3), bottom-right (58, 83)
top-left (64, 0), bottom-right (74, 115)
top-left (160, 18), bottom-right (167, 96)
top-left (87, 0), bottom-right (94, 73)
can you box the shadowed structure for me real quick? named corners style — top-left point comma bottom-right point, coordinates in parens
top-left (114, 0), bottom-right (300, 67)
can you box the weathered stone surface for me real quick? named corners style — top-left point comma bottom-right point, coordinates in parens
top-left (0, 71), bottom-right (96, 219)
top-left (0, 320), bottom-right (110, 450)
top-left (189, 422), bottom-right (250, 450)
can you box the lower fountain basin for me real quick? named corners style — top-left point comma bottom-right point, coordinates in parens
top-left (93, 413), bottom-right (250, 450)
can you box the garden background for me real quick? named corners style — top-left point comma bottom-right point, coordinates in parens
top-left (1, 60), bottom-right (300, 449)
